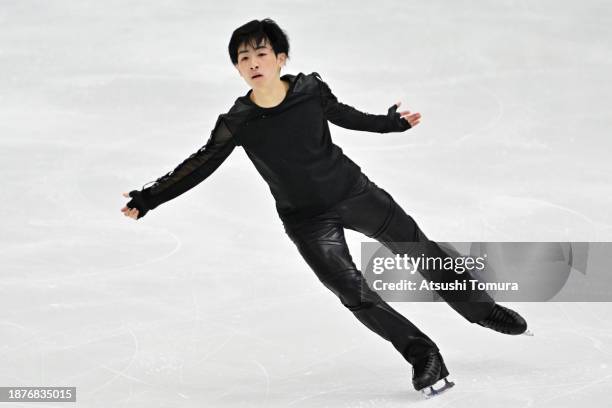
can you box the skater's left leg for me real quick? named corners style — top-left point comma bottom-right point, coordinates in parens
top-left (335, 173), bottom-right (495, 323)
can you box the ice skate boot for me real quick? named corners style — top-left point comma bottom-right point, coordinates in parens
top-left (477, 304), bottom-right (532, 336)
top-left (412, 352), bottom-right (455, 398)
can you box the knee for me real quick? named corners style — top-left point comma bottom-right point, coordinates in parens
top-left (341, 293), bottom-right (380, 312)
top-left (321, 269), bottom-right (382, 311)
top-left (344, 299), bottom-right (377, 312)
top-left (339, 289), bottom-right (370, 311)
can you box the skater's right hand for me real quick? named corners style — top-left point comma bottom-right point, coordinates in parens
top-left (121, 191), bottom-right (149, 220)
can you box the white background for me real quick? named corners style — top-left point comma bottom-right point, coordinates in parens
top-left (1, 1), bottom-right (611, 406)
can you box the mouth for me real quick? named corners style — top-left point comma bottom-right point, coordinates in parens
top-left (251, 74), bottom-right (263, 79)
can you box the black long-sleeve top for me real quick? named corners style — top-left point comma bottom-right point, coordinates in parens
top-left (139, 72), bottom-right (411, 224)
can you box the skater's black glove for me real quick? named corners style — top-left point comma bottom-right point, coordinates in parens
top-left (387, 104), bottom-right (412, 132)
top-left (126, 190), bottom-right (150, 219)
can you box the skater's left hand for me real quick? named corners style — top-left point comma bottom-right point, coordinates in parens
top-left (395, 101), bottom-right (421, 127)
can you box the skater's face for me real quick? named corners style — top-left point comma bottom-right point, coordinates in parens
top-left (235, 38), bottom-right (286, 89)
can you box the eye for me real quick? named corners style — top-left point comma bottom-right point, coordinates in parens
top-left (241, 56), bottom-right (248, 61)
top-left (258, 53), bottom-right (266, 56)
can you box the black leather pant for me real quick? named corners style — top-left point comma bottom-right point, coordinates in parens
top-left (282, 173), bottom-right (495, 365)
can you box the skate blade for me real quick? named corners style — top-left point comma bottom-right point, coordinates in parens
top-left (421, 378), bottom-right (455, 399)
top-left (522, 329), bottom-right (534, 337)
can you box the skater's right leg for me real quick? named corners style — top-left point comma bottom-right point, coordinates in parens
top-left (282, 214), bottom-right (439, 365)
top-left (412, 351), bottom-right (454, 397)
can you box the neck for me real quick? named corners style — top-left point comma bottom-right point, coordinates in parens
top-left (250, 76), bottom-right (289, 108)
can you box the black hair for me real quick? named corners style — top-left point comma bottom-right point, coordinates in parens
top-left (228, 18), bottom-right (290, 65)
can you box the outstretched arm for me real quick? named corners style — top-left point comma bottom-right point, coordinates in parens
top-left (315, 73), bottom-right (421, 133)
top-left (121, 115), bottom-right (235, 219)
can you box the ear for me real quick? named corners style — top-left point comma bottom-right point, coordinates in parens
top-left (277, 52), bottom-right (287, 67)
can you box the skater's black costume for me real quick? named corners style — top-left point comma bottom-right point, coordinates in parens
top-left (130, 72), bottom-right (496, 366)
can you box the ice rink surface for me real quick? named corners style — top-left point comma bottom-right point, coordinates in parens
top-left (1, 0), bottom-right (611, 406)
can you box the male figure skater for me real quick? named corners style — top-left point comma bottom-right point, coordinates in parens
top-left (121, 18), bottom-right (528, 397)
